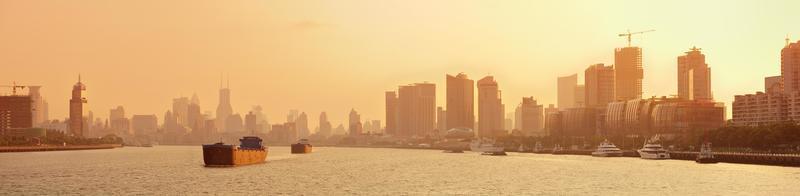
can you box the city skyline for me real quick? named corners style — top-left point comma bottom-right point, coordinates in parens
top-left (2, 1), bottom-right (800, 127)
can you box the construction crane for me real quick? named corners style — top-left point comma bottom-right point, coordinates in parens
top-left (618, 29), bottom-right (655, 47)
top-left (0, 82), bottom-right (26, 95)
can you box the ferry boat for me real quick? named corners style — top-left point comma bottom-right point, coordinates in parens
top-left (591, 140), bottom-right (623, 157)
top-left (202, 136), bottom-right (268, 167)
top-left (696, 142), bottom-right (718, 164)
top-left (291, 139), bottom-right (313, 154)
top-left (470, 138), bottom-right (506, 155)
top-left (637, 137), bottom-right (670, 160)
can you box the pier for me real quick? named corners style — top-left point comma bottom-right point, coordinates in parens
top-left (670, 151), bottom-right (800, 166)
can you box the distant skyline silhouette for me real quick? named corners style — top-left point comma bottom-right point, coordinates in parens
top-left (1, 0), bottom-right (799, 126)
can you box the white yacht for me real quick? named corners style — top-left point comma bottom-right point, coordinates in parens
top-left (637, 138), bottom-right (670, 159)
top-left (696, 142), bottom-right (718, 164)
top-left (470, 138), bottom-right (506, 155)
top-left (591, 140), bottom-right (623, 157)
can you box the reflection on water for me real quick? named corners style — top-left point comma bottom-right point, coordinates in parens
top-left (1, 146), bottom-right (798, 195)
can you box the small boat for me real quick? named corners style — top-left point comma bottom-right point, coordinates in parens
top-left (532, 142), bottom-right (547, 154)
top-left (470, 138), bottom-right (506, 156)
top-left (637, 136), bottom-right (670, 160)
top-left (443, 149), bottom-right (464, 153)
top-left (203, 136), bottom-right (268, 167)
top-left (291, 139), bottom-right (313, 154)
top-left (591, 139), bottom-right (623, 157)
top-left (552, 144), bottom-right (566, 155)
top-left (696, 142), bottom-right (718, 164)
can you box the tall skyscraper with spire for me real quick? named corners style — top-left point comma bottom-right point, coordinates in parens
top-left (69, 75), bottom-right (87, 137)
top-left (216, 76), bottom-right (233, 132)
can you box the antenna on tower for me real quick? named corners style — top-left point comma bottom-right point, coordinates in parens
top-left (226, 73), bottom-right (230, 88)
top-left (787, 34), bottom-right (791, 46)
top-left (219, 72), bottom-right (223, 89)
top-left (78, 74), bottom-right (82, 83)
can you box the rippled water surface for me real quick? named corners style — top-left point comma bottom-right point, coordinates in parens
top-left (1, 146), bottom-right (799, 195)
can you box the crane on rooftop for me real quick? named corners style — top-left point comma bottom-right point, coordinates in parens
top-left (0, 82), bottom-right (27, 95)
top-left (618, 29), bottom-right (655, 47)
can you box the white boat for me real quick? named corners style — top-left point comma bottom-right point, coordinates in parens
top-left (696, 142), bottom-right (718, 164)
top-left (637, 137), bottom-right (670, 159)
top-left (591, 140), bottom-right (623, 157)
top-left (470, 138), bottom-right (506, 155)
top-left (532, 141), bottom-right (546, 153)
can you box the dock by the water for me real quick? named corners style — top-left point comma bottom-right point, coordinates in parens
top-left (0, 144), bottom-right (122, 153)
top-left (670, 151), bottom-right (800, 166)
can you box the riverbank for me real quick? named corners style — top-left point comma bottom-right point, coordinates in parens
top-left (0, 144), bottom-right (122, 153)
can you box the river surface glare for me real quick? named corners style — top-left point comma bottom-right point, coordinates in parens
top-left (1, 146), bottom-right (799, 195)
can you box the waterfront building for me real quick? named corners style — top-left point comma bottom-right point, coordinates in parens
top-left (732, 41), bottom-right (800, 126)
top-left (519, 97), bottom-right (544, 136)
top-left (782, 41), bottom-right (800, 93)
top-left (446, 73), bottom-right (474, 130)
top-left (606, 97), bottom-right (725, 137)
top-left (678, 47), bottom-right (712, 100)
top-left (477, 76), bottom-right (504, 138)
top-left (437, 107), bottom-right (447, 133)
top-left (585, 63), bottom-right (615, 108)
top-left (187, 103), bottom-right (202, 132)
top-left (245, 111), bottom-right (257, 134)
top-left (318, 112), bottom-right (332, 138)
top-left (557, 74), bottom-right (578, 109)
top-left (615, 47), bottom-right (644, 101)
top-left (560, 107), bottom-right (598, 137)
top-left (296, 112), bottom-right (309, 138)
top-left (27, 86), bottom-right (45, 125)
top-left (110, 106), bottom-right (130, 135)
top-left (0, 95), bottom-right (32, 134)
top-left (574, 85), bottom-right (585, 107)
top-left (172, 97), bottom-right (190, 127)
top-left (398, 83), bottom-right (436, 137)
top-left (69, 76), bottom-right (87, 137)
top-left (385, 91), bottom-right (398, 135)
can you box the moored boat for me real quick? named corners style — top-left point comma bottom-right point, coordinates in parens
top-left (470, 138), bottom-right (506, 156)
top-left (637, 136), bottom-right (670, 160)
top-left (552, 144), bottom-right (566, 155)
top-left (291, 139), bottom-right (313, 154)
top-left (592, 140), bottom-right (623, 157)
top-left (202, 136), bottom-right (268, 167)
top-left (696, 142), bottom-right (718, 164)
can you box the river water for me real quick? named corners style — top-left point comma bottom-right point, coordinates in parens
top-left (1, 146), bottom-right (799, 195)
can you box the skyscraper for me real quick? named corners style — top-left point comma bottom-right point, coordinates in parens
top-left (385, 91), bottom-right (398, 135)
top-left (585, 64), bottom-right (615, 107)
top-left (187, 103), bottom-right (202, 131)
top-left (318, 112), bottom-right (332, 138)
top-left (446, 73), bottom-right (474, 130)
top-left (69, 75), bottom-right (87, 137)
top-left (245, 111), bottom-right (257, 134)
top-left (782, 41), bottom-right (800, 93)
top-left (0, 95), bottom-right (32, 133)
top-left (110, 106), bottom-right (130, 135)
top-left (574, 85), bottom-right (585, 107)
top-left (27, 86), bottom-right (44, 126)
top-left (296, 112), bottom-right (309, 138)
top-left (436, 107), bottom-right (446, 132)
top-left (397, 83), bottom-right (436, 137)
top-left (615, 47), bottom-right (643, 101)
top-left (348, 109), bottom-right (361, 136)
top-left (172, 97), bottom-right (190, 126)
top-left (477, 76), bottom-right (504, 138)
top-left (557, 74), bottom-right (578, 109)
top-left (216, 79), bottom-right (233, 132)
top-left (519, 97), bottom-right (544, 136)
top-left (678, 47), bottom-right (712, 100)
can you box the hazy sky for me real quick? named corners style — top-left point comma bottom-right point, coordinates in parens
top-left (1, 0), bottom-right (798, 128)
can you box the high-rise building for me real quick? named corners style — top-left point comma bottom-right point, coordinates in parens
top-left (477, 76), bottom-right (504, 138)
top-left (436, 107), bottom-right (447, 132)
top-left (172, 97), bottom-right (190, 126)
top-left (615, 47), bottom-right (644, 100)
top-left (678, 47), bottom-right (712, 100)
top-left (398, 83), bottom-right (436, 137)
top-left (782, 41), bottom-right (800, 93)
top-left (446, 73), bottom-right (474, 130)
top-left (519, 97), bottom-right (544, 136)
top-left (69, 76), bottom-right (87, 137)
top-left (318, 112), bottom-right (332, 138)
top-left (348, 109), bottom-right (361, 136)
top-left (27, 86), bottom-right (44, 126)
top-left (287, 109), bottom-right (299, 123)
top-left (296, 112), bottom-right (309, 138)
top-left (574, 85), bottom-right (585, 107)
top-left (109, 106), bottom-right (130, 135)
top-left (0, 95), bottom-right (32, 134)
top-left (216, 79), bottom-right (233, 132)
top-left (557, 74), bottom-right (578, 109)
top-left (385, 91), bottom-right (398, 135)
top-left (245, 111), bottom-right (257, 134)
top-left (187, 103), bottom-right (202, 131)
top-left (585, 63), bottom-right (616, 108)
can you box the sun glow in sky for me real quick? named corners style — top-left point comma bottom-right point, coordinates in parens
top-left (1, 0), bottom-right (799, 126)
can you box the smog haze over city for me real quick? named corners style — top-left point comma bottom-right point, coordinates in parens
top-left (2, 0), bottom-right (800, 195)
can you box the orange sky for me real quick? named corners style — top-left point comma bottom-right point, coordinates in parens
top-left (1, 0), bottom-right (799, 127)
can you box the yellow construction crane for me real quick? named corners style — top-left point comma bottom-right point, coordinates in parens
top-left (0, 82), bottom-right (27, 95)
top-left (618, 29), bottom-right (655, 47)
